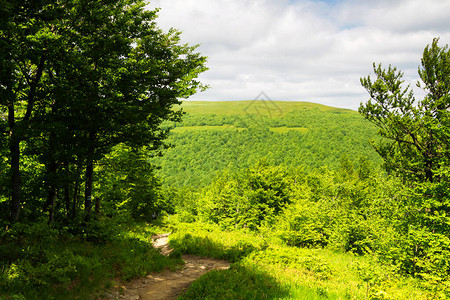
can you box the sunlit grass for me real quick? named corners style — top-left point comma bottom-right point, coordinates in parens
top-left (169, 221), bottom-right (432, 300)
top-left (177, 100), bottom-right (353, 116)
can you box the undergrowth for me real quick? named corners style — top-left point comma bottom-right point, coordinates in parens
top-left (169, 221), bottom-right (432, 300)
top-left (168, 221), bottom-right (268, 262)
top-left (0, 218), bottom-right (181, 299)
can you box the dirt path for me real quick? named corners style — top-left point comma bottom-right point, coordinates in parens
top-left (104, 234), bottom-right (230, 300)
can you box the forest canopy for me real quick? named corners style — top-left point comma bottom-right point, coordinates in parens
top-left (0, 0), bottom-right (207, 224)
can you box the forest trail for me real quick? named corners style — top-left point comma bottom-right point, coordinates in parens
top-left (104, 233), bottom-right (230, 300)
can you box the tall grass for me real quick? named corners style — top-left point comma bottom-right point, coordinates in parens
top-left (169, 221), bottom-right (431, 300)
top-left (0, 219), bottom-right (182, 299)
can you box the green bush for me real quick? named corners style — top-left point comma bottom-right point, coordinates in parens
top-left (197, 162), bottom-right (292, 230)
top-left (387, 227), bottom-right (450, 297)
top-left (275, 199), bottom-right (330, 248)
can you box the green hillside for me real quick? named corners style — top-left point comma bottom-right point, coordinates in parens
top-left (154, 101), bottom-right (382, 187)
top-left (178, 100), bottom-right (348, 115)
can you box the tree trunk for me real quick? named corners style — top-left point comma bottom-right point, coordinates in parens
top-left (84, 158), bottom-right (94, 222)
top-left (425, 158), bottom-right (433, 183)
top-left (43, 158), bottom-right (58, 224)
top-left (47, 187), bottom-right (57, 224)
top-left (9, 138), bottom-right (21, 222)
top-left (64, 185), bottom-right (70, 217)
top-left (8, 103), bottom-right (21, 223)
top-left (6, 50), bottom-right (46, 223)
top-left (72, 179), bottom-right (79, 220)
top-left (84, 131), bottom-right (96, 222)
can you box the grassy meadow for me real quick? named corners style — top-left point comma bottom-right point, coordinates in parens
top-left (178, 100), bottom-right (352, 116)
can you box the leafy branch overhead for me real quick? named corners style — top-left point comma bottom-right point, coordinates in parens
top-left (360, 38), bottom-right (450, 184)
top-left (0, 0), bottom-right (207, 223)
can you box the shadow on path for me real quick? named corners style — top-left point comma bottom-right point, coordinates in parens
top-left (104, 234), bottom-right (230, 300)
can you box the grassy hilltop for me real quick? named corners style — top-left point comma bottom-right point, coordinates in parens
top-left (178, 100), bottom-right (350, 115)
top-left (155, 100), bottom-right (381, 187)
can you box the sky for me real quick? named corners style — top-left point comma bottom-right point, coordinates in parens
top-left (147, 0), bottom-right (450, 110)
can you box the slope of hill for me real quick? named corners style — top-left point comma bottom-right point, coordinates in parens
top-left (154, 101), bottom-right (381, 187)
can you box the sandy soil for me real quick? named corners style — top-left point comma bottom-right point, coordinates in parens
top-left (103, 234), bottom-right (230, 300)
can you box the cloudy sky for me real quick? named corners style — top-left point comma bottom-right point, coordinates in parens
top-left (148, 0), bottom-right (450, 110)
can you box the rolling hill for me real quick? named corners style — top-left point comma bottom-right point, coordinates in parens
top-left (154, 101), bottom-right (382, 187)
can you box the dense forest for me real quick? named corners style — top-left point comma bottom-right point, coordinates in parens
top-left (1, 0), bottom-right (450, 299)
top-left (154, 101), bottom-right (382, 187)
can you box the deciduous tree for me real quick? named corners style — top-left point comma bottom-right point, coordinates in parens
top-left (0, 0), bottom-right (207, 223)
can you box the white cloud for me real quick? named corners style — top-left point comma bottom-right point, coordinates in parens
top-left (148, 0), bottom-right (450, 109)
